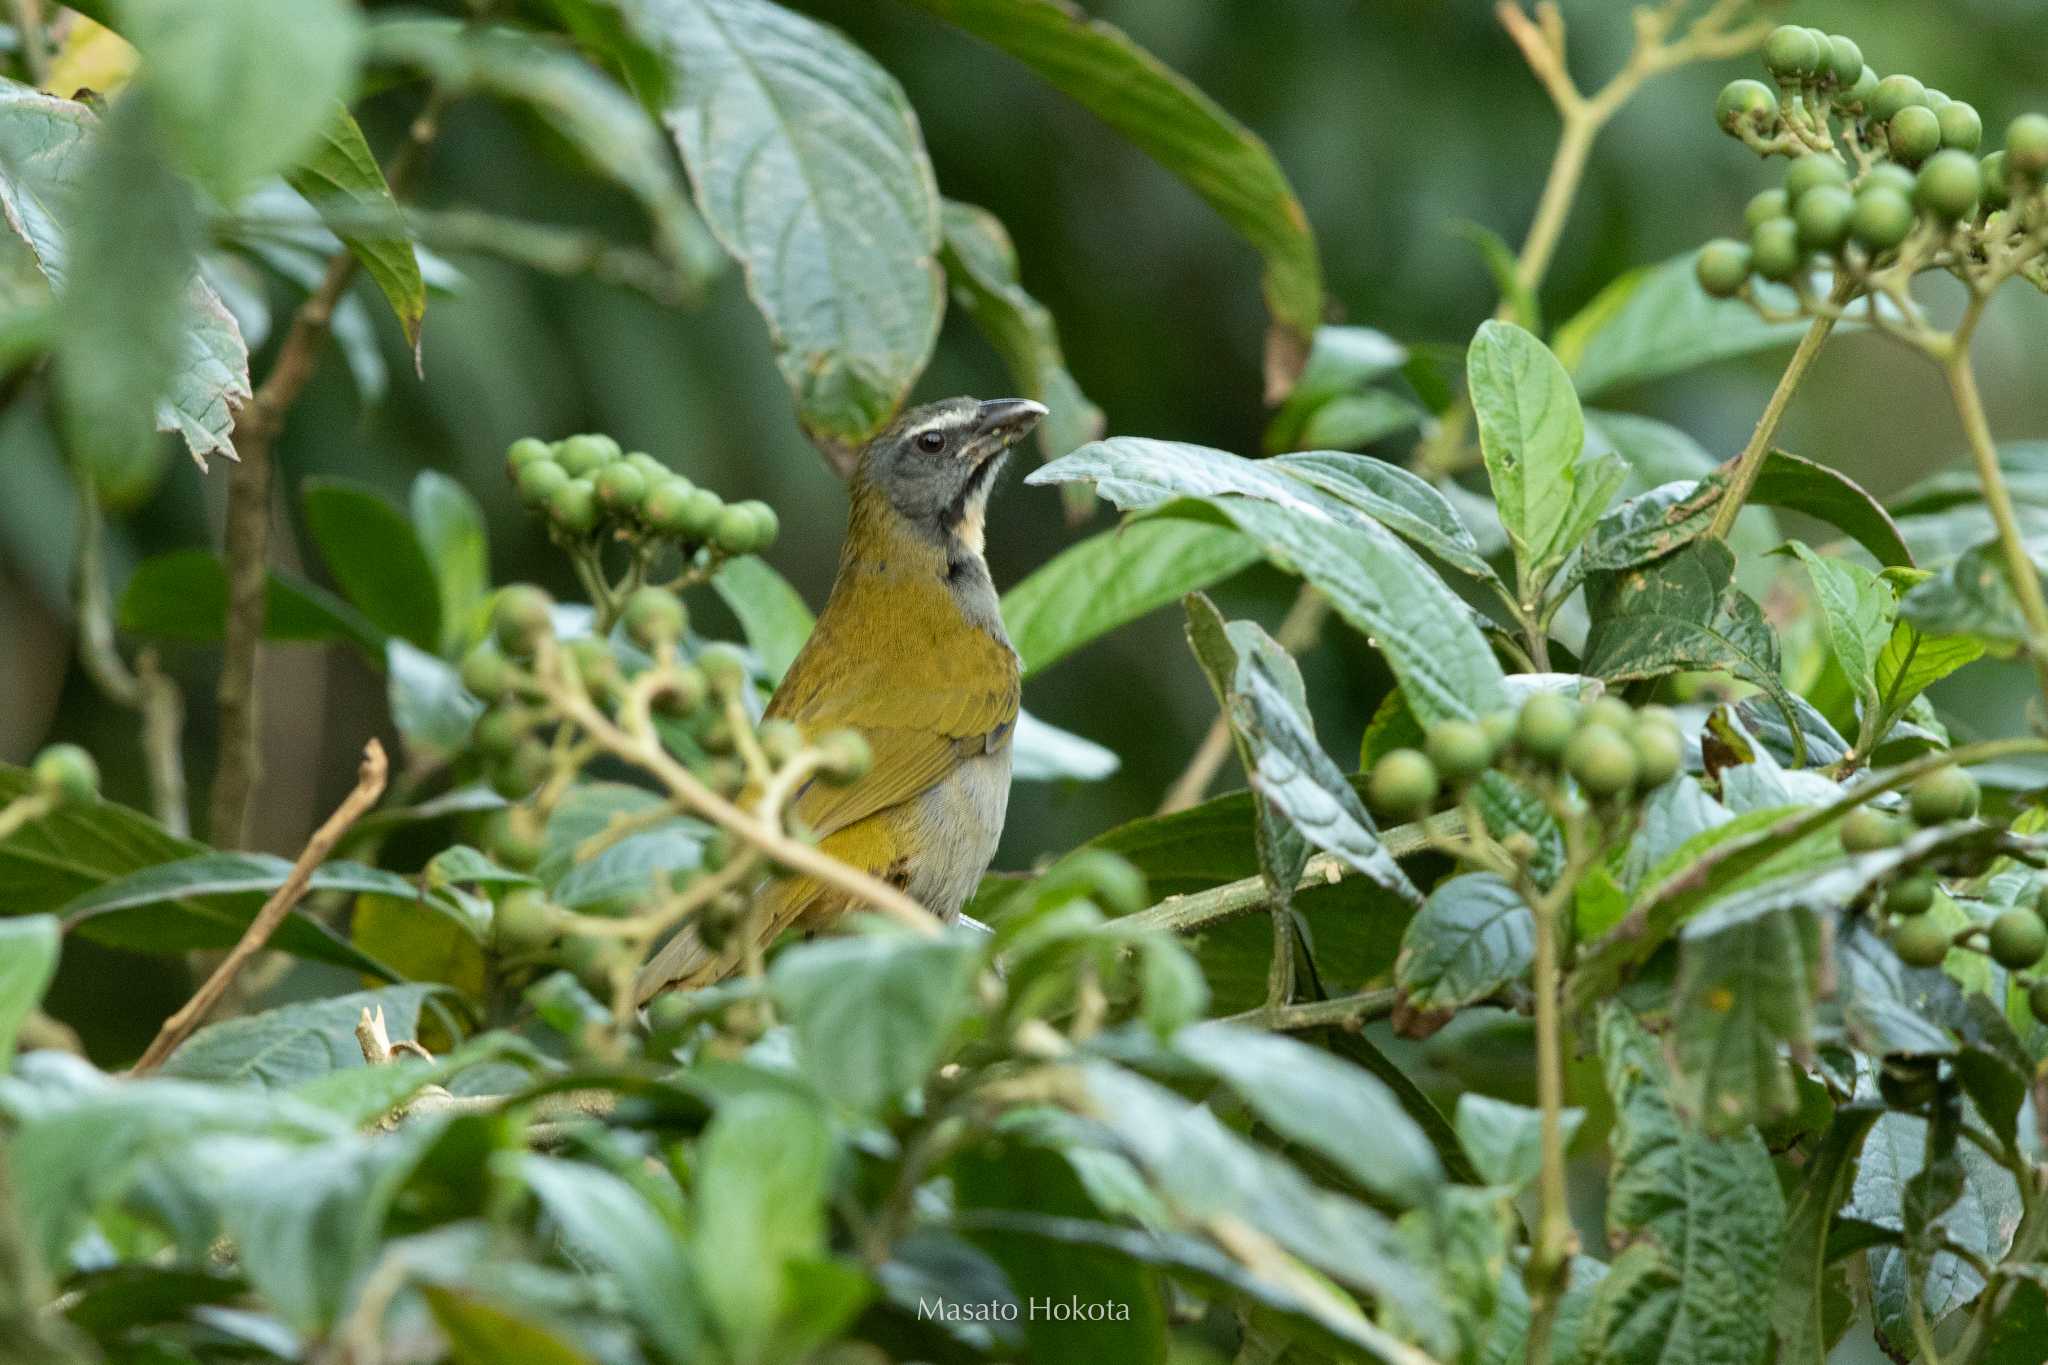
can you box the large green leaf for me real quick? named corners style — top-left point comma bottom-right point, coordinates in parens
top-left (1580, 1006), bottom-right (1784, 1365)
top-left (0, 915), bottom-right (59, 1070)
top-left (160, 984), bottom-right (441, 1087)
top-left (60, 851), bottom-right (417, 925)
top-left (1466, 320), bottom-right (1624, 597)
top-left (710, 554), bottom-right (814, 684)
top-left (1030, 438), bottom-right (1507, 725)
top-left (118, 548), bottom-right (385, 658)
top-left (1002, 518), bottom-right (1257, 677)
top-left (284, 104), bottom-right (425, 355)
top-left (899, 0), bottom-right (1321, 393)
top-left (1780, 541), bottom-right (1894, 719)
top-left (1268, 450), bottom-right (1499, 584)
top-left (1900, 540), bottom-right (2046, 647)
top-left (940, 199), bottom-right (1102, 463)
top-left (1672, 902), bottom-right (1819, 1132)
top-left (302, 477), bottom-right (443, 651)
top-left (1874, 566), bottom-right (1985, 723)
top-left (632, 0), bottom-right (942, 459)
top-left (1264, 326), bottom-right (1408, 453)
top-left (388, 639), bottom-right (483, 762)
top-left (1395, 872), bottom-right (1531, 1012)
top-left (425, 1287), bottom-right (601, 1365)
top-left (1574, 480), bottom-right (1717, 583)
top-left (1771, 1106), bottom-right (1880, 1365)
top-left (1553, 248), bottom-right (1821, 397)
top-left (1745, 450), bottom-right (1911, 568)
top-left (410, 472), bottom-right (491, 656)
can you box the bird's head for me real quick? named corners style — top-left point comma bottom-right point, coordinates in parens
top-left (853, 396), bottom-right (1046, 554)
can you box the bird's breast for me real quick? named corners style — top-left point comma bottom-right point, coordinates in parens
top-left (900, 744), bottom-right (1012, 920)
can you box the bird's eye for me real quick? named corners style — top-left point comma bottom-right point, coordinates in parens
top-left (915, 429), bottom-right (947, 454)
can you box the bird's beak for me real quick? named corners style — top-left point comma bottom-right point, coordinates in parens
top-left (972, 398), bottom-right (1048, 449)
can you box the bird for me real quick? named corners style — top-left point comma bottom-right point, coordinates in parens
top-left (635, 396), bottom-right (1046, 1002)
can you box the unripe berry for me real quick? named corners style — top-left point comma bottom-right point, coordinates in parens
top-left (641, 477), bottom-right (699, 536)
top-left (1982, 152), bottom-right (2013, 210)
top-left (758, 718), bottom-right (804, 767)
top-left (474, 704), bottom-right (533, 760)
top-left (1749, 217), bottom-right (1802, 282)
top-left (1909, 767), bottom-right (1979, 824)
top-left (1892, 913), bottom-right (1952, 968)
top-left (1916, 150), bottom-right (1981, 221)
top-left (711, 503), bottom-right (761, 556)
top-left (1822, 35), bottom-right (1862, 86)
top-left (1761, 26), bottom-right (1821, 80)
top-left (622, 587), bottom-right (687, 650)
top-left (1865, 163), bottom-right (1917, 196)
top-left (505, 436), bottom-right (553, 479)
top-left (1851, 185), bottom-right (1915, 253)
top-left (483, 808), bottom-right (544, 871)
top-left (1716, 79), bottom-right (1779, 136)
top-left (1989, 907), bottom-right (2048, 970)
top-left (656, 664), bottom-right (710, 716)
top-left (625, 452), bottom-right (669, 482)
top-left (1866, 74), bottom-right (1929, 125)
top-left (1478, 710), bottom-right (1516, 761)
top-left (1695, 240), bottom-right (1752, 298)
top-left (460, 642), bottom-right (515, 701)
top-left (1516, 692), bottom-right (1578, 764)
top-left (1840, 806), bottom-right (1904, 853)
top-left (567, 639), bottom-right (619, 695)
top-left (1565, 723), bottom-right (1637, 799)
top-left (737, 500), bottom-right (780, 551)
top-left (675, 488), bottom-right (725, 541)
top-left (818, 729), bottom-right (871, 784)
top-left (697, 643), bottom-right (751, 696)
top-left (1937, 101), bottom-right (1983, 152)
top-left (1368, 748), bottom-right (1439, 822)
top-left (558, 930), bottom-right (632, 991)
top-left (1423, 720), bottom-right (1493, 784)
top-left (31, 743), bottom-right (98, 803)
top-left (1888, 106), bottom-right (1942, 165)
top-left (492, 584), bottom-right (555, 658)
top-left (555, 433), bottom-right (621, 477)
top-left (1922, 89), bottom-right (1951, 111)
top-left (1885, 872), bottom-right (1937, 918)
top-left (515, 459), bottom-right (569, 510)
top-left (1785, 153), bottom-right (1851, 202)
top-left (1631, 720), bottom-right (1684, 788)
top-left (548, 477), bottom-right (600, 535)
top-left (2007, 113), bottom-right (2048, 176)
top-left (1585, 697), bottom-right (1634, 734)
top-left (1840, 66), bottom-right (1879, 112)
top-left (491, 738), bottom-right (550, 800)
top-left (593, 461), bottom-right (646, 514)
top-left (645, 990), bottom-right (693, 1037)
top-left (1795, 184), bottom-right (1854, 251)
top-left (495, 887), bottom-right (560, 953)
top-left (1745, 188), bottom-right (1789, 229)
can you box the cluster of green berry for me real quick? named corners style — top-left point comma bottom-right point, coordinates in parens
top-left (1696, 25), bottom-right (2047, 298)
top-left (1366, 693), bottom-right (1683, 823)
top-left (505, 434), bottom-right (779, 558)
top-left (1839, 766), bottom-right (2048, 1023)
top-left (27, 743), bottom-right (98, 804)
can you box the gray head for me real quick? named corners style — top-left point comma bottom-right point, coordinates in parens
top-left (854, 396), bottom-right (1046, 548)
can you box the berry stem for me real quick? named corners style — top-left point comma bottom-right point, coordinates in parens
top-left (1706, 299), bottom-right (1841, 540)
top-left (1944, 342), bottom-right (2048, 705)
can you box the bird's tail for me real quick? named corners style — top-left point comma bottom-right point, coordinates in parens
top-left (632, 871), bottom-right (829, 1004)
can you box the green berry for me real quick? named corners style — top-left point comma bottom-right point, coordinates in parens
top-left (1867, 74), bottom-right (1929, 125)
top-left (1922, 89), bottom-right (1952, 110)
top-left (1368, 748), bottom-right (1440, 822)
top-left (1889, 106), bottom-right (1942, 165)
top-left (593, 461), bottom-right (646, 514)
top-left (675, 488), bottom-right (725, 541)
top-left (1585, 697), bottom-right (1634, 734)
top-left (1696, 239), bottom-right (1752, 297)
top-left (1822, 35), bottom-right (1863, 86)
top-left (460, 642), bottom-right (515, 702)
top-left (492, 585), bottom-right (554, 658)
top-left (31, 743), bottom-right (98, 803)
top-left (495, 887), bottom-right (559, 953)
top-left (1990, 908), bottom-right (2048, 970)
top-left (656, 665), bottom-right (709, 717)
top-left (1982, 152), bottom-right (2013, 210)
top-left (625, 452), bottom-right (669, 482)
top-left (558, 931), bottom-right (631, 992)
top-left (1745, 188), bottom-right (1790, 229)
top-left (555, 434), bottom-right (621, 477)
top-left (549, 477), bottom-right (600, 535)
top-left (490, 738), bottom-right (550, 801)
top-left (1762, 25), bottom-right (1822, 80)
top-left (1908, 767), bottom-right (1979, 825)
top-left (567, 639), bottom-right (619, 695)
top-left (697, 643), bottom-right (751, 696)
top-left (1478, 710), bottom-right (1516, 761)
top-left (1631, 720), bottom-right (1684, 788)
top-left (1424, 720), bottom-right (1493, 784)
top-left (1851, 185), bottom-right (1915, 252)
top-left (505, 436), bottom-right (553, 479)
top-left (1716, 79), bottom-right (1780, 136)
top-left (1886, 872), bottom-right (1937, 918)
top-left (483, 809), bottom-right (543, 872)
top-left (1566, 723), bottom-right (1638, 799)
top-left (711, 503), bottom-right (761, 556)
top-left (1516, 693), bottom-right (1578, 764)
top-left (1785, 153), bottom-right (1851, 202)
top-left (515, 459), bottom-right (569, 510)
top-left (622, 587), bottom-right (687, 651)
top-left (1749, 217), bottom-right (1803, 281)
top-left (737, 500), bottom-right (780, 551)
top-left (645, 991), bottom-right (693, 1037)
top-left (1840, 65), bottom-right (1880, 112)
top-left (1795, 184), bottom-right (1855, 250)
top-left (1937, 101), bottom-right (1983, 152)
top-left (1864, 162), bottom-right (1918, 195)
top-left (473, 703), bottom-right (532, 760)
top-left (1892, 914), bottom-right (1953, 968)
top-left (818, 729), bottom-right (872, 784)
top-left (2030, 979), bottom-right (2048, 1027)
top-left (641, 477), bottom-right (698, 536)
top-left (758, 718), bottom-right (804, 767)
top-left (1840, 806), bottom-right (1905, 853)
top-left (1916, 150), bottom-right (1981, 221)
top-left (2007, 113), bottom-right (2048, 175)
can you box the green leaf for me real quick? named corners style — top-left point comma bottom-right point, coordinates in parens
top-left (1454, 1093), bottom-right (1584, 1191)
top-left (1771, 1105), bottom-right (1880, 1365)
top-left (1874, 572), bottom-right (1985, 724)
top-left (940, 198), bottom-right (1103, 463)
top-left (1173, 1022), bottom-right (1442, 1208)
top-left (898, 0), bottom-right (1321, 394)
top-left (1264, 325), bottom-right (1407, 453)
top-left (424, 1287), bottom-right (600, 1365)
top-left (303, 478), bottom-right (443, 651)
top-left (1553, 248), bottom-right (1821, 397)
top-left (120, 0), bottom-right (362, 200)
top-left (61, 851), bottom-right (417, 926)
top-left (1888, 441), bottom-right (2048, 517)
top-left (711, 554), bottom-right (814, 684)
top-left (768, 929), bottom-right (980, 1113)
top-left (1467, 321), bottom-right (1624, 598)
top-left (1011, 710), bottom-right (1120, 783)
top-left (1030, 438), bottom-right (1507, 725)
top-left (1672, 903), bottom-right (1820, 1132)
top-left (1745, 449), bottom-right (1912, 568)
top-left (1003, 517), bottom-right (1258, 677)
top-left (1575, 480), bottom-right (1717, 582)
top-left (409, 471), bottom-right (490, 656)
top-left (1900, 540), bottom-right (2046, 647)
top-left (388, 639), bottom-right (484, 762)
top-left (118, 548), bottom-right (385, 657)
top-left (633, 0), bottom-right (942, 458)
top-left (1268, 450), bottom-right (1500, 584)
top-left (1779, 541), bottom-right (1894, 717)
top-left (0, 915), bottom-right (59, 1070)
top-left (161, 984), bottom-right (441, 1087)
top-left (692, 1091), bottom-right (835, 1365)
top-left (1580, 1006), bottom-right (1784, 1365)
top-left (1395, 872), bottom-right (1531, 1012)
top-left (284, 104), bottom-right (425, 355)
top-left (1294, 389), bottom-right (1425, 452)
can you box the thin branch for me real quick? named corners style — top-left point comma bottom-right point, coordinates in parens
top-left (133, 739), bottom-right (388, 1073)
top-left (1705, 301), bottom-right (1840, 540)
top-left (1227, 987), bottom-right (1400, 1032)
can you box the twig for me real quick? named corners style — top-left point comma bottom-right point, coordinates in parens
top-left (133, 739), bottom-right (388, 1073)
top-left (1705, 296), bottom-right (1843, 541)
top-left (1226, 987), bottom-right (1400, 1032)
